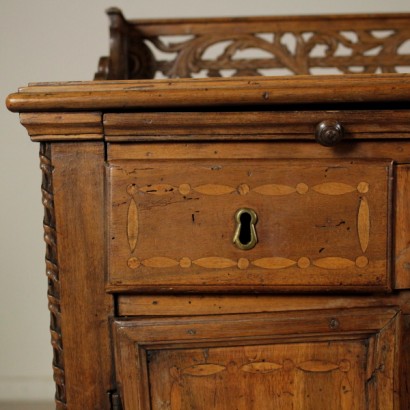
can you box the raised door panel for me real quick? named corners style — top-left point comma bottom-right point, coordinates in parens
top-left (113, 307), bottom-right (400, 409)
top-left (108, 159), bottom-right (392, 292)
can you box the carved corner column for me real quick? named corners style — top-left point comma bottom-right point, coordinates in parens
top-left (40, 143), bottom-right (66, 409)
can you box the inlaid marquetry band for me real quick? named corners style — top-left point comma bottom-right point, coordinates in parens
top-left (170, 358), bottom-right (351, 378)
top-left (128, 181), bottom-right (369, 197)
top-left (125, 180), bottom-right (371, 270)
top-left (127, 255), bottom-right (369, 270)
top-left (40, 144), bottom-right (66, 410)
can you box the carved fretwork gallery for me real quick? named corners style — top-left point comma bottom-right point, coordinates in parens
top-left (95, 8), bottom-right (410, 80)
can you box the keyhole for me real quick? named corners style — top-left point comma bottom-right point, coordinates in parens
top-left (239, 212), bottom-right (252, 245)
top-left (233, 208), bottom-right (258, 250)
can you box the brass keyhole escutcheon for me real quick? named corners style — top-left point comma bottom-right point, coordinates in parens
top-left (233, 208), bottom-right (258, 250)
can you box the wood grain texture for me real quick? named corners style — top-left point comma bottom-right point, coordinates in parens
top-left (52, 143), bottom-right (114, 409)
top-left (7, 74), bottom-right (410, 113)
top-left (395, 165), bottom-right (410, 289)
top-left (108, 158), bottom-right (391, 292)
top-left (19, 112), bottom-right (103, 138)
top-left (114, 307), bottom-right (400, 409)
top-left (103, 110), bottom-right (410, 141)
top-left (108, 140), bottom-right (410, 162)
top-left (118, 292), bottom-right (410, 316)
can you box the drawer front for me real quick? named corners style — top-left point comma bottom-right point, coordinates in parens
top-left (108, 159), bottom-right (392, 292)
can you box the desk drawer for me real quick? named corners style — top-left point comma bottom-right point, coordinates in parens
top-left (107, 159), bottom-right (392, 292)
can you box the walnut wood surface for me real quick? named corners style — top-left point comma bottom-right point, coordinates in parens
top-left (118, 292), bottom-right (410, 316)
top-left (6, 74), bottom-right (410, 113)
top-left (51, 143), bottom-right (114, 409)
top-left (103, 110), bottom-right (410, 141)
top-left (108, 140), bottom-right (410, 162)
top-left (395, 165), bottom-right (410, 289)
top-left (114, 307), bottom-right (400, 409)
top-left (20, 113), bottom-right (102, 138)
top-left (108, 158), bottom-right (391, 293)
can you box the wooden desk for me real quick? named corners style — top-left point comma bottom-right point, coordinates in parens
top-left (7, 9), bottom-right (410, 410)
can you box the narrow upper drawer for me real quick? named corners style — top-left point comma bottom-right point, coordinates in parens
top-left (107, 159), bottom-right (392, 293)
top-left (103, 110), bottom-right (410, 142)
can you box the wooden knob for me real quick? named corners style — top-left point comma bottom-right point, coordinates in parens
top-left (315, 120), bottom-right (344, 147)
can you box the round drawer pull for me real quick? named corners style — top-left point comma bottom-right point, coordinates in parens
top-left (315, 120), bottom-right (344, 147)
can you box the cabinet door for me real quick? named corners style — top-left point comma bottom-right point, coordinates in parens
top-left (113, 307), bottom-right (400, 409)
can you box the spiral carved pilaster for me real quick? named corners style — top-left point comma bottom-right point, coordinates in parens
top-left (40, 143), bottom-right (66, 409)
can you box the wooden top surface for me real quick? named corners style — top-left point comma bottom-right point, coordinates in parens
top-left (6, 74), bottom-right (410, 113)
top-left (123, 12), bottom-right (410, 35)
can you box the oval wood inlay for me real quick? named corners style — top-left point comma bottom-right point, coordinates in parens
top-left (313, 257), bottom-right (355, 269)
top-left (355, 256), bottom-right (369, 268)
top-left (193, 184), bottom-right (236, 195)
top-left (178, 183), bottom-right (191, 195)
top-left (127, 257), bottom-right (140, 269)
top-left (297, 360), bottom-right (340, 373)
top-left (358, 197), bottom-right (370, 253)
top-left (142, 257), bottom-right (179, 268)
top-left (253, 184), bottom-right (296, 196)
top-left (182, 364), bottom-right (226, 376)
top-left (179, 257), bottom-right (192, 268)
top-left (241, 362), bottom-right (283, 374)
top-left (193, 257), bottom-right (237, 268)
top-left (127, 198), bottom-right (138, 252)
top-left (252, 257), bottom-right (296, 269)
top-left (139, 184), bottom-right (176, 195)
top-left (312, 182), bottom-right (356, 195)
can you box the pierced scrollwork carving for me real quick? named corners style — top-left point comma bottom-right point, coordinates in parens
top-left (98, 9), bottom-right (410, 80)
top-left (142, 29), bottom-right (410, 78)
top-left (128, 34), bottom-right (157, 79)
top-left (40, 144), bottom-right (66, 410)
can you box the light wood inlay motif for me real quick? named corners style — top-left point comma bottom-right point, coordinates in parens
top-left (358, 197), bottom-right (370, 253)
top-left (135, 180), bottom-right (370, 197)
top-left (193, 257), bottom-right (237, 269)
top-left (241, 362), bottom-right (283, 373)
top-left (313, 257), bottom-right (356, 269)
top-left (111, 160), bottom-right (388, 291)
top-left (172, 359), bottom-right (351, 377)
top-left (355, 256), bottom-right (369, 268)
top-left (127, 256), bottom-right (368, 270)
top-left (127, 199), bottom-right (138, 253)
top-left (252, 184), bottom-right (296, 196)
top-left (312, 182), bottom-right (356, 195)
top-left (251, 257), bottom-right (297, 269)
top-left (193, 184), bottom-right (236, 195)
top-left (181, 364), bottom-right (226, 376)
top-left (134, 180), bottom-right (370, 198)
top-left (142, 257), bottom-right (180, 268)
top-left (297, 360), bottom-right (344, 373)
